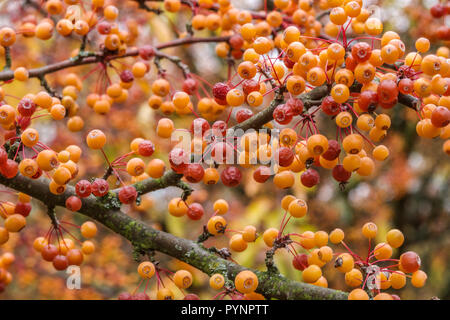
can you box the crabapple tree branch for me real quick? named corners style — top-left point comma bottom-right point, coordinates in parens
top-left (0, 36), bottom-right (231, 82)
top-left (0, 173), bottom-right (348, 300)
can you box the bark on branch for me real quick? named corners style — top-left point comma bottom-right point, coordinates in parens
top-left (0, 173), bottom-right (348, 300)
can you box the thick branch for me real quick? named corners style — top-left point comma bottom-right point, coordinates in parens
top-left (0, 173), bottom-right (348, 300)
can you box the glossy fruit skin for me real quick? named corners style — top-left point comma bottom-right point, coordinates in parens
top-left (286, 98), bottom-right (304, 116)
top-left (386, 229), bottom-right (404, 248)
top-left (276, 147), bottom-right (294, 167)
top-left (17, 98), bottom-right (36, 117)
top-left (273, 104), bottom-right (293, 125)
top-left (253, 166), bottom-right (271, 183)
top-left (234, 270), bottom-right (258, 294)
top-left (137, 140), bottom-right (155, 157)
top-left (221, 166), bottom-right (242, 187)
top-left (65, 196), bottom-right (82, 211)
top-left (120, 70), bottom-right (134, 83)
top-left (187, 203), bottom-right (204, 220)
top-left (332, 164), bottom-right (351, 182)
top-left (301, 168), bottom-right (320, 187)
top-left (399, 251), bottom-right (421, 273)
top-left (236, 109), bottom-right (253, 123)
top-left (321, 96), bottom-right (340, 116)
top-left (242, 79), bottom-right (260, 95)
top-left (302, 265), bottom-right (322, 283)
top-left (398, 78), bottom-right (413, 95)
top-left (41, 244), bottom-right (58, 262)
top-left (118, 186), bottom-right (138, 204)
top-left (358, 90), bottom-right (378, 112)
top-left (0, 147), bottom-right (7, 166)
top-left (91, 179), bottom-right (109, 197)
top-left (14, 202), bottom-right (31, 217)
top-left (330, 228), bottom-right (345, 244)
top-left (348, 288), bottom-right (369, 300)
top-left (80, 221), bottom-right (97, 239)
top-left (207, 216), bottom-right (227, 235)
top-left (321, 139), bottom-right (341, 160)
top-left (138, 261), bottom-right (155, 279)
top-left (184, 163), bottom-right (205, 183)
top-left (431, 106), bottom-right (450, 128)
top-left (431, 3), bottom-right (446, 18)
top-left (230, 233), bottom-right (248, 252)
top-left (0, 159), bottom-right (19, 179)
top-left (184, 294), bottom-right (200, 300)
top-left (212, 120), bottom-right (227, 137)
top-left (139, 45), bottom-right (155, 60)
top-left (75, 180), bottom-right (92, 198)
top-left (212, 82), bottom-right (230, 105)
top-left (351, 42), bottom-right (372, 62)
top-left (334, 253), bottom-right (354, 273)
top-left (182, 78), bottom-right (198, 95)
top-left (377, 80), bottom-right (398, 104)
top-left (52, 255), bottom-right (69, 271)
top-left (292, 253), bottom-right (309, 271)
top-left (67, 249), bottom-right (84, 266)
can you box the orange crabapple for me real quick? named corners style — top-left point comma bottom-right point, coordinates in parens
top-left (234, 270), bottom-right (258, 294)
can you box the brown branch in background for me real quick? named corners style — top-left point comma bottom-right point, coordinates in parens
top-left (133, 0), bottom-right (163, 14)
top-left (0, 36), bottom-right (231, 82)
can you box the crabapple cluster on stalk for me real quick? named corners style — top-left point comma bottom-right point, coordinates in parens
top-left (117, 196), bottom-right (426, 300)
top-left (0, 0), bottom-right (447, 299)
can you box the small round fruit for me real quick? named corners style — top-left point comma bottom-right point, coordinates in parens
top-left (288, 199), bottom-right (308, 218)
top-left (86, 129), bottom-right (106, 149)
top-left (207, 216), bottom-right (227, 235)
top-left (65, 196), bottom-right (82, 212)
top-left (234, 270), bottom-right (258, 294)
top-left (399, 251), bottom-right (421, 273)
top-left (334, 253), bottom-right (354, 273)
top-left (362, 222), bottom-right (377, 239)
top-left (262, 228), bottom-right (278, 247)
top-left (386, 229), bottom-right (404, 248)
top-left (348, 288), bottom-right (369, 300)
top-left (302, 265), bottom-right (322, 283)
top-left (411, 270), bottom-right (427, 288)
top-left (80, 221), bottom-right (97, 238)
top-left (138, 261), bottom-right (155, 279)
top-left (53, 255), bottom-right (69, 271)
top-left (4, 214), bottom-right (26, 232)
top-left (210, 274), bottom-right (225, 290)
top-left (174, 270), bottom-right (193, 289)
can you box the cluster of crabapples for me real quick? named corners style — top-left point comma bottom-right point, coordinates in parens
top-left (32, 221), bottom-right (97, 271)
top-left (255, 196), bottom-right (427, 300)
top-left (215, 195), bottom-right (427, 300)
top-left (143, 5), bottom-right (450, 192)
top-left (0, 0), bottom-right (446, 300)
top-left (0, 251), bottom-right (14, 293)
top-left (0, 1), bottom-right (167, 132)
top-left (429, 1), bottom-right (450, 41)
top-left (0, 192), bottom-right (33, 244)
top-left (118, 261), bottom-right (197, 300)
top-left (118, 260), bottom-right (262, 300)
